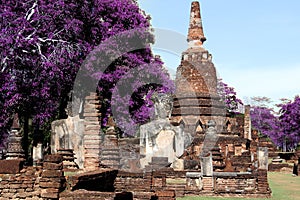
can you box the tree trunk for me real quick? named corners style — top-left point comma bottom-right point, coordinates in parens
top-left (23, 115), bottom-right (29, 161)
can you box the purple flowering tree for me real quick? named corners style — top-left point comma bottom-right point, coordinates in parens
top-left (250, 105), bottom-right (281, 143)
top-left (0, 0), bottom-right (174, 147)
top-left (278, 96), bottom-right (300, 151)
top-left (250, 97), bottom-right (280, 145)
top-left (217, 79), bottom-right (243, 113)
top-left (250, 96), bottom-right (300, 151)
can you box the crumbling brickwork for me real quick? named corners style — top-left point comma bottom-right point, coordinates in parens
top-left (83, 92), bottom-right (102, 171)
top-left (0, 154), bottom-right (65, 200)
top-left (0, 167), bottom-right (42, 200)
top-left (40, 154), bottom-right (66, 199)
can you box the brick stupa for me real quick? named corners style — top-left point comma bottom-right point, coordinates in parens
top-left (171, 1), bottom-right (226, 135)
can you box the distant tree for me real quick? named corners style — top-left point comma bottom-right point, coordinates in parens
top-left (217, 79), bottom-right (243, 113)
top-left (251, 96), bottom-right (273, 108)
top-left (250, 105), bottom-right (280, 141)
top-left (250, 96), bottom-right (300, 151)
top-left (278, 96), bottom-right (300, 151)
top-left (250, 96), bottom-right (279, 143)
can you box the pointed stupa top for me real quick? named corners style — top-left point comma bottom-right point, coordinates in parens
top-left (187, 1), bottom-right (206, 47)
top-left (11, 113), bottom-right (20, 130)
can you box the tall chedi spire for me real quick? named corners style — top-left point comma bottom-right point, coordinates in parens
top-left (188, 1), bottom-right (206, 47)
top-left (171, 1), bottom-right (226, 135)
top-left (175, 1), bottom-right (217, 96)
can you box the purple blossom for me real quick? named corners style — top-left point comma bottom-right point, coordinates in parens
top-left (217, 79), bottom-right (243, 113)
top-left (251, 96), bottom-right (300, 151)
top-left (0, 0), bottom-right (174, 141)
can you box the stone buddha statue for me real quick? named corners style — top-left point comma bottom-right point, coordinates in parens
top-left (139, 93), bottom-right (187, 169)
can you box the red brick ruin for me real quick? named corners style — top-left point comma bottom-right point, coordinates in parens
top-left (3, 1), bottom-right (299, 200)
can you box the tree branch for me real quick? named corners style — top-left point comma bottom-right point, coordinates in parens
top-left (25, 1), bottom-right (37, 21)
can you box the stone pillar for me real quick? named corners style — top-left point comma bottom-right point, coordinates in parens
top-left (244, 105), bottom-right (252, 140)
top-left (258, 147), bottom-right (268, 170)
top-left (83, 92), bottom-right (102, 171)
top-left (201, 120), bottom-right (218, 157)
top-left (200, 153), bottom-right (213, 176)
top-left (186, 172), bottom-right (203, 191)
top-left (33, 143), bottom-right (43, 166)
top-left (0, 150), bottom-right (3, 160)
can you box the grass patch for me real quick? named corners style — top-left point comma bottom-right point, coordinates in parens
top-left (177, 172), bottom-right (300, 200)
top-left (167, 178), bottom-right (186, 185)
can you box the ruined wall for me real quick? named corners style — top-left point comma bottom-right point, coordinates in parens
top-left (0, 158), bottom-right (270, 200)
top-left (215, 175), bottom-right (256, 193)
top-left (181, 135), bottom-right (252, 172)
top-left (40, 155), bottom-right (66, 199)
top-left (268, 163), bottom-right (291, 172)
top-left (0, 154), bottom-right (65, 200)
top-left (114, 170), bottom-right (176, 200)
top-left (60, 169), bottom-right (118, 200)
top-left (115, 171), bottom-right (151, 193)
top-left (0, 166), bottom-right (42, 199)
top-left (112, 169), bottom-right (270, 199)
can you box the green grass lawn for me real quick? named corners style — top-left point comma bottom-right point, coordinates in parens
top-left (177, 172), bottom-right (300, 200)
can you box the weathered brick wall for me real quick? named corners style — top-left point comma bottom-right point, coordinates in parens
top-left (0, 166), bottom-right (42, 200)
top-left (60, 191), bottom-right (115, 200)
top-left (231, 152), bottom-right (252, 172)
top-left (114, 171), bottom-right (177, 200)
top-left (60, 169), bottom-right (270, 199)
top-left (165, 170), bottom-right (186, 197)
top-left (40, 154), bottom-right (66, 199)
top-left (114, 172), bottom-right (154, 199)
top-left (67, 169), bottom-right (117, 192)
top-left (0, 154), bottom-right (66, 200)
top-left (256, 169), bottom-right (271, 194)
top-left (215, 177), bottom-right (256, 193)
top-left (114, 172), bottom-right (151, 193)
top-left (268, 163), bottom-right (291, 172)
top-left (181, 135), bottom-right (252, 171)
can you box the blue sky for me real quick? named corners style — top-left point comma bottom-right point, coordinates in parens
top-left (138, 0), bottom-right (300, 105)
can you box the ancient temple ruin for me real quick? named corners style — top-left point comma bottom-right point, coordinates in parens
top-left (169, 1), bottom-right (252, 172)
top-left (0, 1), bottom-right (276, 199)
top-left (54, 2), bottom-right (271, 199)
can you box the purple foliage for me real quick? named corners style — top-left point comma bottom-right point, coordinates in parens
top-left (217, 79), bottom-right (243, 113)
top-left (251, 96), bottom-right (300, 150)
top-left (278, 96), bottom-right (300, 150)
top-left (250, 106), bottom-right (281, 145)
top-left (0, 0), bottom-right (174, 139)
